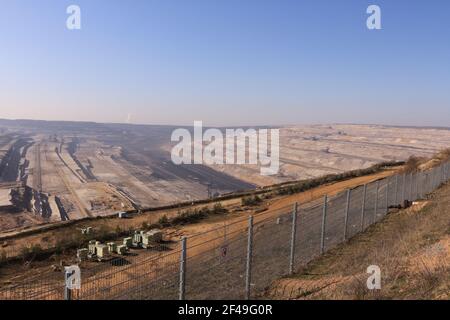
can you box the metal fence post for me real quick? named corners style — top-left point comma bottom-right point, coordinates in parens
top-left (413, 173), bottom-right (418, 200)
top-left (289, 203), bottom-right (298, 275)
top-left (424, 172), bottom-right (427, 196)
top-left (343, 189), bottom-right (351, 241)
top-left (437, 167), bottom-right (440, 187)
top-left (427, 172), bottom-right (431, 194)
top-left (431, 170), bottom-right (434, 191)
top-left (361, 184), bottom-right (367, 231)
top-left (245, 215), bottom-right (254, 300)
top-left (423, 173), bottom-right (426, 195)
top-left (439, 166), bottom-right (442, 185)
top-left (385, 179), bottom-right (389, 215)
top-left (64, 271), bottom-right (72, 301)
top-left (63, 266), bottom-right (80, 301)
top-left (374, 180), bottom-right (379, 222)
top-left (434, 168), bottom-right (439, 189)
top-left (434, 168), bottom-right (437, 187)
top-left (438, 166), bottom-right (441, 186)
top-left (421, 172), bottom-right (425, 197)
top-left (394, 174), bottom-right (399, 204)
top-left (420, 172), bottom-right (428, 199)
top-left (431, 170), bottom-right (434, 190)
top-left (435, 168), bottom-right (438, 188)
top-left (434, 169), bottom-right (438, 189)
top-left (436, 167), bottom-right (439, 187)
top-left (417, 172), bottom-right (420, 198)
top-left (409, 173), bottom-right (413, 201)
top-left (179, 237), bottom-right (187, 300)
top-left (320, 195), bottom-right (328, 254)
top-left (417, 173), bottom-right (420, 198)
top-left (402, 173), bottom-right (406, 202)
top-left (428, 172), bottom-right (431, 193)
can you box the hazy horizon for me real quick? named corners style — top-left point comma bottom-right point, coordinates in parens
top-left (2, 116), bottom-right (450, 131)
top-left (1, 0), bottom-right (450, 127)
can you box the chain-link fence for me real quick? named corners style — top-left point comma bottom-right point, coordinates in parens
top-left (1, 161), bottom-right (449, 300)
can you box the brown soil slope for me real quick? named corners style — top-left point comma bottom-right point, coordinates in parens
top-left (266, 182), bottom-right (450, 300)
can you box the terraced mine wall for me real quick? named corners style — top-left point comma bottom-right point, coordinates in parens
top-left (0, 138), bottom-right (55, 220)
top-left (67, 138), bottom-right (97, 181)
top-left (0, 138), bottom-right (33, 183)
top-left (9, 186), bottom-right (52, 218)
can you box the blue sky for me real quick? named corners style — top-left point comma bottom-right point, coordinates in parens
top-left (1, 0), bottom-right (449, 126)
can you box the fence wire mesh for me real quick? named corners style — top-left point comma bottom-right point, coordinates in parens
top-left (1, 161), bottom-right (449, 300)
top-left (251, 211), bottom-right (292, 296)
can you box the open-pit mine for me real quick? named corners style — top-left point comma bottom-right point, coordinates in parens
top-left (0, 119), bottom-right (449, 233)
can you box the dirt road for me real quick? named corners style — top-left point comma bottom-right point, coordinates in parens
top-left (0, 166), bottom-right (400, 300)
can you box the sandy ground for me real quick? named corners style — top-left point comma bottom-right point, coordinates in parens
top-left (210, 124), bottom-right (450, 186)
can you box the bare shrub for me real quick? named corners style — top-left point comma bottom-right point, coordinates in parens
top-left (242, 195), bottom-right (262, 206)
top-left (403, 156), bottom-right (425, 173)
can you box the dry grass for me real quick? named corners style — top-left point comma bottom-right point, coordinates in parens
top-left (266, 181), bottom-right (450, 300)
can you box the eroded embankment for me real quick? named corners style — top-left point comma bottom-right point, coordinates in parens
top-left (0, 138), bottom-right (33, 182)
